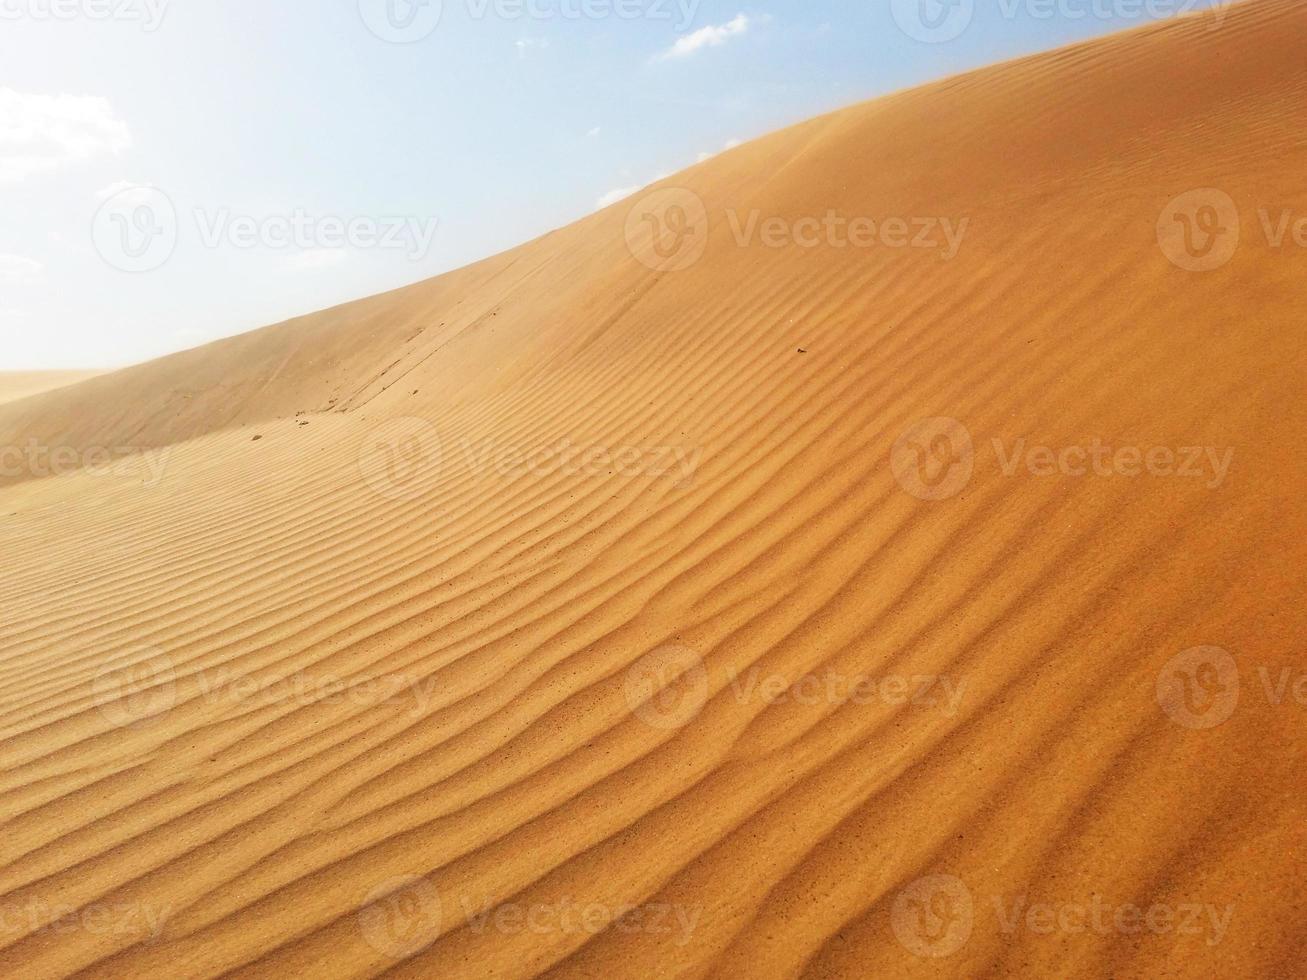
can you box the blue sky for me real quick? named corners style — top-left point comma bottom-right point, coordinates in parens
top-left (0, 0), bottom-right (1230, 368)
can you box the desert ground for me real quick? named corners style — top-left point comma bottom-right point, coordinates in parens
top-left (1, 1), bottom-right (1305, 976)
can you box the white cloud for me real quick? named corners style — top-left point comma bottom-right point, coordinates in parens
top-left (698, 138), bottom-right (743, 163)
top-left (592, 139), bottom-right (747, 213)
top-left (0, 88), bottom-right (131, 183)
top-left (515, 37), bottom-right (549, 58)
top-left (595, 170), bottom-right (675, 210)
top-left (596, 185), bottom-right (642, 209)
top-left (587, 126), bottom-right (602, 138)
top-left (0, 254), bottom-right (44, 282)
top-left (654, 14), bottom-right (750, 62)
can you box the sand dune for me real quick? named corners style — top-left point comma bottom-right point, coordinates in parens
top-left (0, 373), bottom-right (104, 408)
top-left (2, 1), bottom-right (1306, 976)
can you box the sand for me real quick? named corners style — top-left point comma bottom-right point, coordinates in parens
top-left (1, 1), bottom-right (1305, 976)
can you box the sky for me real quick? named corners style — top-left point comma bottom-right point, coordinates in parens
top-left (0, 0), bottom-right (1232, 369)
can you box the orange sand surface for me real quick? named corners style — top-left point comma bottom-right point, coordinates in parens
top-left (1, 2), bottom-right (1305, 976)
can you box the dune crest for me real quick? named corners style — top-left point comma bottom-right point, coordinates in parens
top-left (2, 1), bottom-right (1306, 976)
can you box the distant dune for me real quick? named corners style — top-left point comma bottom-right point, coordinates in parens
top-left (1, 1), bottom-right (1305, 976)
top-left (0, 372), bottom-right (104, 408)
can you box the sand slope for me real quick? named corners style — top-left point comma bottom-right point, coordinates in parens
top-left (2, 1), bottom-right (1306, 976)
